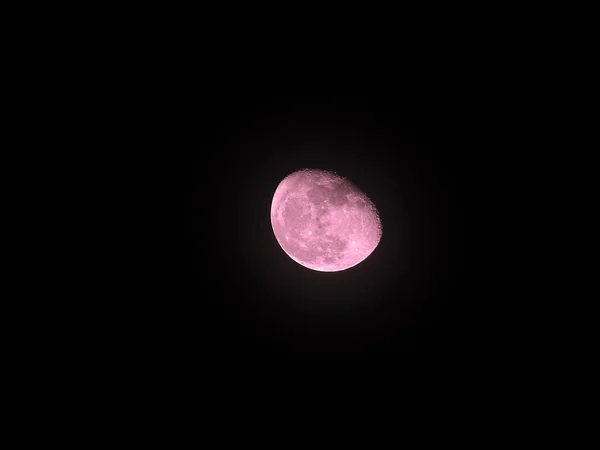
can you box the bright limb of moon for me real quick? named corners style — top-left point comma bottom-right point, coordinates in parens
top-left (270, 169), bottom-right (382, 272)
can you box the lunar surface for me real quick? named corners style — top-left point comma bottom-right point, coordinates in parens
top-left (271, 169), bottom-right (382, 272)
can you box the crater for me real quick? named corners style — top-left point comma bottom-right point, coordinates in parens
top-left (283, 198), bottom-right (311, 229)
top-left (313, 218), bottom-right (331, 235)
top-left (321, 234), bottom-right (347, 253)
top-left (306, 185), bottom-right (330, 205)
top-left (353, 198), bottom-right (367, 209)
top-left (329, 184), bottom-right (352, 206)
top-left (323, 256), bottom-right (338, 265)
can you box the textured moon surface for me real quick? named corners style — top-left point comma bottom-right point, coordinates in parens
top-left (271, 169), bottom-right (382, 272)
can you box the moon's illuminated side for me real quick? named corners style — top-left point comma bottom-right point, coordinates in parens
top-left (271, 169), bottom-right (382, 272)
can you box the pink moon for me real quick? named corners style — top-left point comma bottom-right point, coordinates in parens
top-left (271, 169), bottom-right (382, 272)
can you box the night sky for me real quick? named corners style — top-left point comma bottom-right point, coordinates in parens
top-left (187, 93), bottom-right (485, 363)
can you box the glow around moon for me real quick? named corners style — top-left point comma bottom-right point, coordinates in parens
top-left (271, 169), bottom-right (382, 272)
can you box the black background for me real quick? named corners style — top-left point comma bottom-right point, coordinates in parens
top-left (186, 91), bottom-right (495, 365)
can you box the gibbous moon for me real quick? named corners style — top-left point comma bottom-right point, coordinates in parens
top-left (271, 169), bottom-right (382, 272)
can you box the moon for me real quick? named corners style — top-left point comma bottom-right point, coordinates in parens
top-left (271, 169), bottom-right (382, 272)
